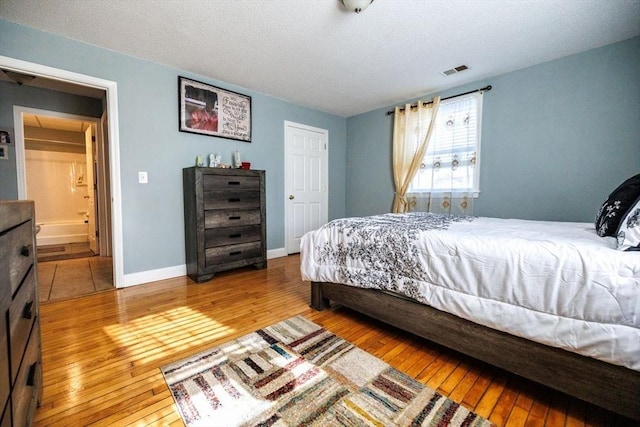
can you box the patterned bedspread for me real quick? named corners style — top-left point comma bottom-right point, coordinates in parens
top-left (300, 213), bottom-right (640, 371)
top-left (313, 213), bottom-right (474, 298)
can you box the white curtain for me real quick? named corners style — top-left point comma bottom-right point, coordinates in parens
top-left (407, 93), bottom-right (481, 215)
top-left (408, 192), bottom-right (474, 215)
top-left (392, 97), bottom-right (441, 213)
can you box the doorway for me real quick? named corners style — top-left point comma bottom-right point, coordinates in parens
top-left (18, 110), bottom-right (104, 256)
top-left (284, 121), bottom-right (329, 254)
top-left (16, 108), bottom-right (115, 301)
top-left (1, 54), bottom-right (124, 288)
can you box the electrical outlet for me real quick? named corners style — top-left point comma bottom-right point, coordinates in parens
top-left (138, 171), bottom-right (148, 184)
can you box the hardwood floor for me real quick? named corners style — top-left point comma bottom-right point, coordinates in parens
top-left (34, 254), bottom-right (633, 426)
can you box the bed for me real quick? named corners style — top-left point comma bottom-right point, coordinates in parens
top-left (300, 212), bottom-right (640, 420)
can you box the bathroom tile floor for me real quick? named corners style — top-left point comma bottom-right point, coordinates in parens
top-left (38, 256), bottom-right (114, 303)
top-left (37, 242), bottom-right (95, 263)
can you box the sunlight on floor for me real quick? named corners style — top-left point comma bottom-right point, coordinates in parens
top-left (65, 365), bottom-right (84, 407)
top-left (103, 306), bottom-right (236, 366)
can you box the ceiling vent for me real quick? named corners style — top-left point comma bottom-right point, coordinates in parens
top-left (440, 65), bottom-right (469, 76)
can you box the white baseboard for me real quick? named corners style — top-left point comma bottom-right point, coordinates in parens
top-left (120, 247), bottom-right (289, 288)
top-left (121, 264), bottom-right (186, 288)
top-left (267, 247), bottom-right (288, 259)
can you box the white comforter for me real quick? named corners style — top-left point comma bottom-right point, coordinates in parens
top-left (300, 213), bottom-right (640, 371)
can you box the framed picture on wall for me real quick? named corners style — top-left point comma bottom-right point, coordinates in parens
top-left (0, 145), bottom-right (8, 160)
top-left (0, 128), bottom-right (12, 145)
top-left (178, 76), bottom-right (252, 142)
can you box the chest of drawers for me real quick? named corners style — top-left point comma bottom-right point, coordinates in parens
top-left (0, 201), bottom-right (42, 427)
top-left (183, 167), bottom-right (267, 283)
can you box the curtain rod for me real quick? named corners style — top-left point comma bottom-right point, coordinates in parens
top-left (385, 84), bottom-right (492, 115)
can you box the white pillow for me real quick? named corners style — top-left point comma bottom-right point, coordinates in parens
top-left (616, 197), bottom-right (640, 251)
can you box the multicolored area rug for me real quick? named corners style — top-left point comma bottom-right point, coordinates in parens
top-left (161, 316), bottom-right (494, 427)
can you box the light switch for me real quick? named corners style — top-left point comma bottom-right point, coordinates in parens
top-left (138, 171), bottom-right (148, 184)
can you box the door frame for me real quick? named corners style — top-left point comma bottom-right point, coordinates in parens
top-left (283, 120), bottom-right (328, 254)
top-left (13, 107), bottom-right (102, 253)
top-left (83, 124), bottom-right (98, 253)
top-left (97, 111), bottom-right (112, 256)
top-left (1, 55), bottom-right (124, 288)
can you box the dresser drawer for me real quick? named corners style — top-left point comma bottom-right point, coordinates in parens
top-left (9, 268), bottom-right (36, 385)
top-left (11, 323), bottom-right (40, 427)
top-left (205, 209), bottom-right (261, 228)
top-left (206, 241), bottom-right (262, 266)
top-left (0, 313), bottom-right (8, 418)
top-left (205, 225), bottom-right (262, 248)
top-left (1, 403), bottom-right (10, 427)
top-left (203, 190), bottom-right (261, 210)
top-left (203, 174), bottom-right (260, 190)
top-left (0, 221), bottom-right (34, 297)
top-left (0, 273), bottom-right (9, 411)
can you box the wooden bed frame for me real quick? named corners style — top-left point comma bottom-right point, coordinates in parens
top-left (310, 281), bottom-right (640, 421)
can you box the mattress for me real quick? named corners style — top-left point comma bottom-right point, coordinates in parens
top-left (300, 213), bottom-right (640, 371)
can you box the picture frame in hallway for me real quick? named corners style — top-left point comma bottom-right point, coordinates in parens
top-left (0, 145), bottom-right (6, 160)
top-left (0, 128), bottom-right (12, 145)
top-left (178, 76), bottom-right (252, 142)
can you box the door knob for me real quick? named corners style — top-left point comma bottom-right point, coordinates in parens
top-left (289, 195), bottom-right (295, 200)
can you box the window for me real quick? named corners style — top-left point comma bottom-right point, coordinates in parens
top-left (409, 92), bottom-right (482, 194)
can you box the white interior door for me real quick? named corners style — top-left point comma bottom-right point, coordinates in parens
top-left (97, 111), bottom-right (112, 256)
top-left (85, 126), bottom-right (98, 253)
top-left (284, 121), bottom-right (328, 254)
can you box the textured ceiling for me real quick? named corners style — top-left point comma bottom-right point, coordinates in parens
top-left (1, 0), bottom-right (639, 117)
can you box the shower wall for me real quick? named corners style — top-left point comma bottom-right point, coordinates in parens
top-left (24, 126), bottom-right (89, 244)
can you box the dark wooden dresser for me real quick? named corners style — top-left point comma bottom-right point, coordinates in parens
top-left (183, 167), bottom-right (267, 283)
top-left (0, 201), bottom-right (42, 427)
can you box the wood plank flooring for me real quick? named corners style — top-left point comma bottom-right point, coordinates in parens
top-left (34, 254), bottom-right (634, 426)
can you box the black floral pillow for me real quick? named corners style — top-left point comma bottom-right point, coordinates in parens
top-left (616, 198), bottom-right (640, 251)
top-left (595, 173), bottom-right (640, 237)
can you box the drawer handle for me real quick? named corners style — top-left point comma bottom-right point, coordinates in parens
top-left (228, 198), bottom-right (241, 203)
top-left (27, 362), bottom-right (38, 386)
top-left (21, 244), bottom-right (32, 257)
top-left (23, 300), bottom-right (34, 320)
top-left (229, 233), bottom-right (242, 238)
top-left (228, 216), bottom-right (241, 220)
top-left (230, 251), bottom-right (242, 256)
top-left (228, 181), bottom-right (241, 186)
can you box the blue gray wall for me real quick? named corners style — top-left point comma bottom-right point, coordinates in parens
top-left (346, 36), bottom-right (640, 222)
top-left (2, 18), bottom-right (638, 277)
top-left (0, 20), bottom-right (347, 275)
